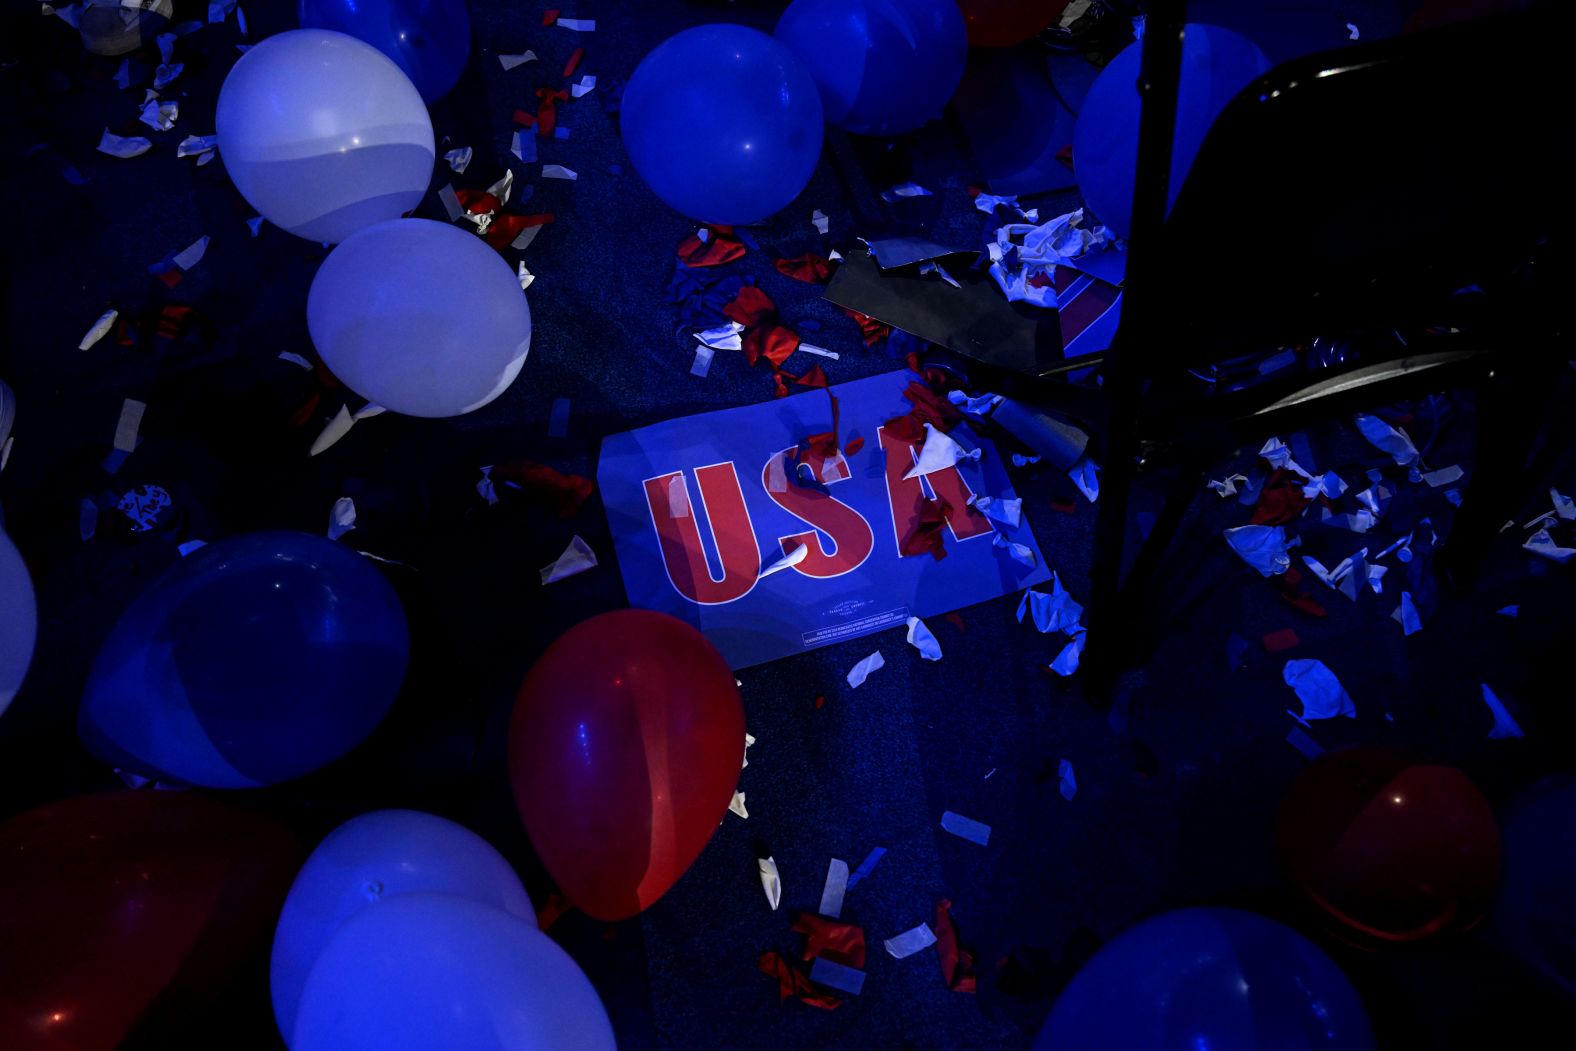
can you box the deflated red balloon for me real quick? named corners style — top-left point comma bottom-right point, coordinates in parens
top-left (957, 0), bottom-right (1070, 49)
top-left (1276, 747), bottom-right (1500, 943)
top-left (508, 611), bottom-right (745, 921)
top-left (0, 791), bottom-right (298, 1051)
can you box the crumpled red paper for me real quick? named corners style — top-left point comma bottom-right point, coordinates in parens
top-left (1274, 565), bottom-right (1327, 617)
top-left (743, 324), bottom-right (800, 370)
top-left (489, 461), bottom-right (595, 517)
top-left (1250, 468), bottom-right (1312, 526)
top-left (678, 226), bottom-right (747, 268)
top-left (724, 284), bottom-right (777, 327)
top-left (791, 912), bottom-right (867, 969)
top-left (901, 497), bottom-right (954, 561)
top-left (902, 381), bottom-right (965, 432)
top-left (774, 252), bottom-right (835, 284)
top-left (842, 307), bottom-right (890, 345)
top-left (534, 85), bottom-right (570, 137)
top-left (795, 364), bottom-right (829, 389)
top-left (934, 899), bottom-right (978, 993)
top-left (759, 951), bottom-right (841, 1010)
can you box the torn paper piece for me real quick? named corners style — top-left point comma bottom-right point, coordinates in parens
top-left (905, 616), bottom-right (942, 661)
top-left (948, 390), bottom-right (1005, 417)
top-left (1017, 572), bottom-right (1083, 634)
top-left (177, 134), bottom-right (216, 158)
top-left (154, 62), bottom-right (184, 92)
top-left (918, 260), bottom-right (963, 288)
top-left (903, 423), bottom-right (980, 480)
top-left (540, 535), bottom-right (597, 583)
top-left (973, 495), bottom-right (1022, 528)
top-left (139, 99), bottom-right (178, 132)
top-left (1303, 471), bottom-right (1349, 500)
top-left (510, 129), bottom-right (534, 163)
top-left (846, 847), bottom-right (885, 890)
top-left (846, 650), bottom-right (885, 688)
top-left (542, 164), bottom-right (577, 180)
top-left (1224, 525), bottom-right (1292, 576)
top-left (557, 17), bottom-right (595, 30)
top-left (172, 236), bottom-right (209, 271)
top-left (512, 260), bottom-right (535, 292)
top-left (993, 535), bottom-right (1037, 568)
top-left (812, 209), bottom-right (829, 234)
top-left (796, 343), bottom-right (839, 360)
top-left (1354, 414), bottom-right (1419, 465)
top-left (820, 859), bottom-right (849, 919)
top-left (809, 958), bottom-right (865, 996)
top-left (1497, 605), bottom-right (1519, 618)
top-left (277, 351), bottom-right (312, 370)
top-left (880, 182), bottom-right (932, 201)
top-left (1523, 528), bottom-right (1576, 564)
top-left (327, 497), bottom-right (356, 540)
top-left (1049, 631), bottom-right (1086, 676)
top-left (1552, 488), bottom-right (1576, 521)
top-left (98, 130), bottom-right (152, 159)
top-left (247, 216), bottom-right (265, 237)
top-left (1259, 437), bottom-right (1312, 478)
top-left (1347, 22), bottom-right (1360, 38)
top-left (79, 309), bottom-right (118, 350)
top-left (759, 857), bottom-right (782, 910)
top-left (499, 51), bottom-right (537, 70)
top-left (759, 541), bottom-right (808, 580)
top-left (1422, 465), bottom-right (1464, 488)
top-left (1208, 473), bottom-right (1249, 498)
top-left (1283, 659), bottom-right (1357, 723)
top-left (177, 539), bottom-right (207, 557)
top-left (571, 74), bottom-right (597, 98)
top-left (741, 731), bottom-right (755, 769)
top-left (1069, 458), bottom-right (1100, 502)
top-left (940, 811), bottom-right (990, 846)
top-left (729, 791), bottom-right (749, 819)
top-left (113, 399), bottom-right (146, 453)
top-left (444, 146), bottom-right (472, 173)
top-left (1058, 759), bottom-right (1077, 800)
top-left (695, 321), bottom-right (745, 351)
top-left (1393, 591), bottom-right (1423, 635)
top-left (690, 345), bottom-right (715, 378)
top-left (1482, 684), bottom-right (1524, 740)
top-left (885, 924), bottom-right (938, 959)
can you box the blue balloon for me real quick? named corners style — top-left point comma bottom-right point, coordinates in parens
top-left (79, 532), bottom-right (409, 789)
top-left (298, 0), bottom-right (471, 103)
top-left (292, 895), bottom-right (616, 1050)
top-left (1072, 24), bottom-right (1269, 238)
top-left (1036, 908), bottom-right (1375, 1050)
top-left (622, 24), bottom-right (824, 225)
top-left (272, 810), bottom-right (536, 1040)
top-left (776, 0), bottom-right (967, 136)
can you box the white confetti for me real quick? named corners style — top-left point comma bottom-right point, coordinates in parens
top-left (327, 497), bottom-right (356, 540)
top-left (993, 534), bottom-right (1037, 568)
top-left (690, 344), bottom-right (715, 378)
top-left (729, 790), bottom-right (749, 819)
top-left (177, 539), bottom-right (207, 557)
top-left (758, 856), bottom-right (782, 910)
top-left (1049, 630), bottom-right (1086, 676)
top-left (1392, 591), bottom-right (1423, 635)
top-left (1524, 528), bottom-right (1576, 564)
top-left (540, 535), bottom-right (597, 584)
top-left (139, 98), bottom-right (179, 132)
top-left (517, 261), bottom-right (535, 291)
top-left (1069, 458), bottom-right (1100, 502)
top-left (905, 616), bottom-right (942, 661)
top-left (809, 957), bottom-right (865, 995)
top-left (940, 810), bottom-right (990, 845)
top-left (903, 423), bottom-right (980, 480)
top-left (811, 209), bottom-right (829, 235)
top-left (819, 858), bottom-right (849, 919)
top-left (556, 18), bottom-right (595, 31)
top-left (1353, 414), bottom-right (1419, 466)
top-left (846, 649), bottom-right (885, 688)
top-left (444, 146), bottom-right (472, 173)
top-left (884, 923), bottom-right (938, 959)
top-left (758, 540), bottom-right (808, 580)
top-left (98, 130), bottom-right (152, 159)
top-left (112, 399), bottom-right (146, 453)
top-left (278, 350), bottom-right (313, 370)
top-left (79, 309), bottom-right (118, 351)
top-left (498, 51), bottom-right (538, 70)
top-left (1482, 683), bottom-right (1524, 740)
top-left (571, 74), bottom-right (597, 98)
top-left (1058, 759), bottom-right (1077, 800)
top-left (172, 235), bottom-right (209, 271)
top-left (541, 164), bottom-right (578, 180)
top-left (177, 134), bottom-right (217, 158)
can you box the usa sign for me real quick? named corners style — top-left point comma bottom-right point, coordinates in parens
top-left (598, 372), bottom-right (1051, 668)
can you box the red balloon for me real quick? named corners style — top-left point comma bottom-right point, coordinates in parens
top-left (1276, 747), bottom-right (1500, 943)
top-left (508, 611), bottom-right (745, 921)
top-left (0, 791), bottom-right (298, 1051)
top-left (957, 0), bottom-right (1070, 49)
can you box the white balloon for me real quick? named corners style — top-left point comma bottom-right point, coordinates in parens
top-left (1, 528), bottom-right (37, 718)
top-left (216, 30), bottom-right (435, 244)
top-left (308, 219), bottom-right (531, 417)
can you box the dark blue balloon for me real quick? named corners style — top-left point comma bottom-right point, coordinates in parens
top-left (80, 532), bottom-right (409, 789)
top-left (776, 0), bottom-right (966, 137)
top-left (1072, 24), bottom-right (1269, 238)
top-left (1036, 908), bottom-right (1375, 1051)
top-left (298, 0), bottom-right (470, 103)
top-left (622, 24), bottom-right (824, 225)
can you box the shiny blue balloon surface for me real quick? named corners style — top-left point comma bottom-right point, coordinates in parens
top-left (298, 0), bottom-right (471, 102)
top-left (776, 0), bottom-right (966, 136)
top-left (621, 24), bottom-right (824, 225)
top-left (1036, 907), bottom-right (1375, 1051)
top-left (80, 531), bottom-right (409, 789)
top-left (1073, 23), bottom-right (1269, 238)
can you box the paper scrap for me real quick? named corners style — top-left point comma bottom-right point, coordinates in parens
top-left (1421, 465), bottom-right (1464, 488)
top-left (1049, 631), bottom-right (1086, 676)
top-left (993, 534), bottom-right (1036, 568)
top-left (139, 99), bottom-right (178, 132)
top-left (98, 130), bottom-right (152, 159)
top-left (1482, 684), bottom-right (1524, 740)
top-left (1224, 525), bottom-right (1292, 576)
top-left (940, 810), bottom-right (990, 846)
top-left (973, 495), bottom-right (1022, 528)
top-left (1523, 528), bottom-right (1576, 564)
top-left (444, 146), bottom-right (472, 173)
top-left (112, 399), bottom-right (146, 453)
top-left (327, 497), bottom-right (356, 540)
top-left (1393, 591), bottom-right (1423, 635)
top-left (1259, 437), bottom-right (1312, 478)
top-left (729, 791), bottom-right (749, 819)
top-left (1017, 572), bottom-right (1083, 634)
top-left (884, 924), bottom-right (938, 959)
top-left (846, 649), bottom-right (885, 688)
top-left (1208, 473), bottom-right (1249, 498)
top-left (542, 164), bottom-right (578, 180)
top-left (904, 423), bottom-right (980, 480)
top-left (881, 182), bottom-right (933, 201)
top-left (905, 616), bottom-right (942, 661)
top-left (1354, 414), bottom-right (1419, 465)
top-left (1283, 659), bottom-right (1356, 723)
top-left (809, 957), bottom-right (865, 995)
top-left (499, 51), bottom-right (538, 70)
top-left (540, 535), bottom-right (597, 583)
top-left (571, 74), bottom-right (597, 98)
top-left (177, 539), bottom-right (207, 557)
top-left (172, 235), bottom-right (209, 271)
top-left (758, 856), bottom-right (782, 910)
top-left (846, 847), bottom-right (885, 890)
top-left (690, 345), bottom-right (715, 378)
top-left (819, 859), bottom-right (849, 919)
top-left (1058, 759), bottom-right (1077, 801)
top-left (510, 129), bottom-right (534, 163)
top-left (759, 540), bottom-right (808, 580)
top-left (79, 309), bottom-right (118, 350)
top-left (1497, 605), bottom-right (1519, 618)
top-left (811, 209), bottom-right (829, 235)
top-left (278, 350), bottom-right (312, 370)
top-left (1069, 458), bottom-right (1100, 502)
top-left (695, 321), bottom-right (745, 351)
top-left (177, 134), bottom-right (217, 158)
top-left (1553, 488), bottom-right (1576, 521)
top-left (516, 261), bottom-right (535, 291)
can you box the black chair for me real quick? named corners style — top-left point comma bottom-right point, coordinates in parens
top-left (1056, 1), bottom-right (1565, 686)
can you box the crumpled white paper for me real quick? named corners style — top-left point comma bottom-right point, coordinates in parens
top-left (1283, 659), bottom-right (1357, 723)
top-left (758, 541), bottom-right (808, 580)
top-left (1523, 528), bottom-right (1576, 564)
top-left (327, 496), bottom-right (356, 540)
top-left (846, 649), bottom-right (885, 688)
top-left (1224, 525), bottom-right (1292, 576)
top-left (540, 535), bottom-right (597, 583)
top-left (905, 616), bottom-right (942, 661)
top-left (993, 533), bottom-right (1037, 568)
top-left (1353, 414), bottom-right (1419, 465)
top-left (988, 209), bottom-right (1111, 308)
top-left (972, 494), bottom-right (1022, 528)
top-left (79, 308), bottom-right (118, 350)
top-left (1018, 572), bottom-right (1083, 634)
top-left (758, 856), bottom-right (782, 910)
top-left (903, 423), bottom-right (980, 480)
top-left (98, 130), bottom-right (152, 159)
top-left (444, 146), bottom-right (473, 173)
top-left (1049, 630), bottom-right (1087, 676)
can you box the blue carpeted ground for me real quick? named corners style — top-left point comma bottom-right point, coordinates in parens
top-left (1, 2), bottom-right (1572, 1048)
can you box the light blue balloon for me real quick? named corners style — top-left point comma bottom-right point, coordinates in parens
top-left (776, 0), bottom-right (966, 136)
top-left (298, 0), bottom-right (472, 103)
top-left (271, 810), bottom-right (536, 1043)
top-left (622, 24), bottom-right (824, 225)
top-left (1, 528), bottom-right (37, 718)
top-left (1073, 23), bottom-right (1269, 238)
top-left (293, 894), bottom-right (616, 1051)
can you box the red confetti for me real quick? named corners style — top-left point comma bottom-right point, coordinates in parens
top-left (902, 381), bottom-right (965, 432)
top-left (791, 913), bottom-right (867, 969)
top-left (882, 412), bottom-right (926, 445)
top-left (774, 252), bottom-right (835, 284)
top-left (901, 497), bottom-right (953, 561)
top-left (796, 364), bottom-right (829, 389)
top-left (287, 390), bottom-right (321, 429)
top-left (1050, 499), bottom-right (1078, 515)
top-left (483, 212), bottom-right (555, 251)
top-left (563, 46), bottom-right (584, 77)
top-left (944, 612), bottom-right (967, 634)
top-left (841, 307), bottom-right (890, 345)
top-left (1056, 144), bottom-right (1074, 170)
top-left (534, 86), bottom-right (570, 137)
top-left (759, 952), bottom-right (841, 1010)
top-left (934, 899), bottom-right (978, 993)
top-left (542, 8), bottom-right (558, 25)
top-left (815, 695), bottom-right (826, 709)
top-left (1274, 566), bottom-right (1327, 617)
top-left (1250, 469), bottom-right (1312, 526)
top-left (455, 188), bottom-right (503, 215)
top-left (536, 891), bottom-right (573, 930)
top-left (744, 325), bottom-right (800, 370)
top-left (155, 267), bottom-right (183, 288)
top-left (488, 461), bottom-right (595, 518)
top-left (844, 436), bottom-right (866, 456)
top-left (511, 108), bottom-right (535, 127)
top-left (1262, 628), bottom-right (1301, 653)
top-left (1027, 270), bottom-right (1056, 289)
top-left (155, 305), bottom-right (198, 340)
top-left (724, 285), bottom-right (776, 326)
top-left (678, 227), bottom-right (747, 268)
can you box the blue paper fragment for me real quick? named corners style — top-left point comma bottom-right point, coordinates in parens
top-left (845, 847), bottom-right (886, 891)
top-left (808, 957), bottom-right (865, 995)
top-left (940, 810), bottom-right (990, 846)
top-left (548, 397), bottom-right (570, 437)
